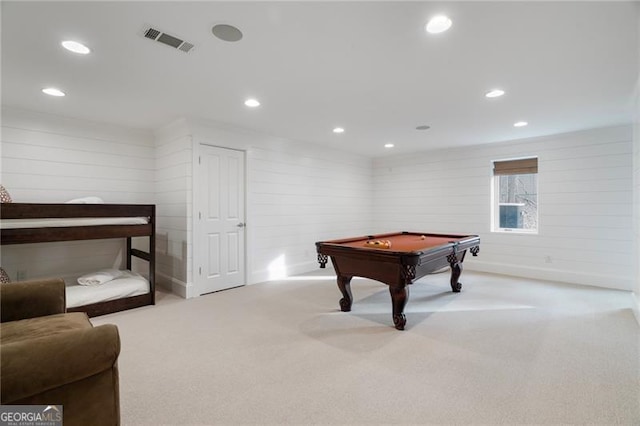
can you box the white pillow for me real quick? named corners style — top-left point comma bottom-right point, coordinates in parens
top-left (65, 196), bottom-right (104, 204)
top-left (77, 269), bottom-right (123, 286)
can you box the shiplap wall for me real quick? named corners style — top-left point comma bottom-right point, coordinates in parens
top-left (373, 125), bottom-right (634, 290)
top-left (157, 118), bottom-right (373, 297)
top-left (154, 119), bottom-right (192, 296)
top-left (0, 107), bottom-right (155, 281)
top-left (246, 141), bottom-right (373, 281)
top-left (2, 108), bottom-right (635, 296)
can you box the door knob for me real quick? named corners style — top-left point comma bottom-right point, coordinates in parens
top-left (237, 222), bottom-right (246, 228)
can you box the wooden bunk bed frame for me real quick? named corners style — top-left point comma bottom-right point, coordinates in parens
top-left (0, 203), bottom-right (155, 317)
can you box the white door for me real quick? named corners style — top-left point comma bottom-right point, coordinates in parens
top-left (195, 144), bottom-right (246, 295)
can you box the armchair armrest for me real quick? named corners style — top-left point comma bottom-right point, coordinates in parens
top-left (1, 278), bottom-right (66, 322)
top-left (0, 324), bottom-right (120, 403)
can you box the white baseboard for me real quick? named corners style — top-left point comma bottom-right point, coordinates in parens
top-left (156, 271), bottom-right (195, 299)
top-left (466, 261), bottom-right (633, 291)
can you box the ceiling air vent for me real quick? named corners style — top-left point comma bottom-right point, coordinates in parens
top-left (142, 25), bottom-right (194, 53)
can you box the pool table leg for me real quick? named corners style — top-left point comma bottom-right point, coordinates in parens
top-left (337, 275), bottom-right (353, 312)
top-left (389, 285), bottom-right (409, 330)
top-left (449, 260), bottom-right (462, 292)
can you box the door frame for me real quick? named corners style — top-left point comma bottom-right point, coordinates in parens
top-left (192, 141), bottom-right (248, 297)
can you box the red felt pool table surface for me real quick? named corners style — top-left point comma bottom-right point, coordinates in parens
top-left (335, 233), bottom-right (467, 252)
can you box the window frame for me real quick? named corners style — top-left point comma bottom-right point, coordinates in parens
top-left (491, 157), bottom-right (539, 234)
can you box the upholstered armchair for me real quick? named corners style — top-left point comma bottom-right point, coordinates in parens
top-left (1, 278), bottom-right (121, 426)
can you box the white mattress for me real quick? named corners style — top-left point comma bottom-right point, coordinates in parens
top-left (1, 217), bottom-right (148, 229)
top-left (65, 271), bottom-right (149, 308)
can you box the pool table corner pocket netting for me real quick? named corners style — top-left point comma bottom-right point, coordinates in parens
top-left (316, 231), bottom-right (480, 330)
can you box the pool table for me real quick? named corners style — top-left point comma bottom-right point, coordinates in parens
top-left (316, 231), bottom-right (480, 330)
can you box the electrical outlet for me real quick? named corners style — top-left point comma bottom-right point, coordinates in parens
top-left (16, 269), bottom-right (27, 281)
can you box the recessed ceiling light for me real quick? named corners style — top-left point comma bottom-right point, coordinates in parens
top-left (416, 125), bottom-right (431, 130)
top-left (212, 24), bottom-right (243, 42)
top-left (384, 143), bottom-right (394, 148)
top-left (244, 98), bottom-right (260, 107)
top-left (485, 89), bottom-right (505, 98)
top-left (42, 88), bottom-right (65, 97)
top-left (61, 40), bottom-right (90, 54)
top-left (426, 15), bottom-right (452, 34)
top-left (333, 127), bottom-right (345, 134)
top-left (514, 121), bottom-right (528, 127)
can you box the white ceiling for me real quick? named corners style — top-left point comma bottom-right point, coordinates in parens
top-left (1, 1), bottom-right (638, 157)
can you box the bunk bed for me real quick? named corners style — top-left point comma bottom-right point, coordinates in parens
top-left (0, 203), bottom-right (155, 317)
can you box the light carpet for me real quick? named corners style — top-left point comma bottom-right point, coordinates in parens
top-left (93, 270), bottom-right (640, 425)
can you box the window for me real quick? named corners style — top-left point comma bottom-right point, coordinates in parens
top-left (492, 157), bottom-right (538, 233)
